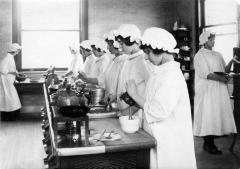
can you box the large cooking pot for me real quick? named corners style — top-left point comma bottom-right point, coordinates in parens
top-left (89, 88), bottom-right (105, 105)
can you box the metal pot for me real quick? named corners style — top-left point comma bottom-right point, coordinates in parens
top-left (89, 88), bottom-right (105, 105)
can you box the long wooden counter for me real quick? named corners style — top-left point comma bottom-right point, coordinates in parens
top-left (15, 78), bottom-right (45, 114)
top-left (43, 83), bottom-right (156, 169)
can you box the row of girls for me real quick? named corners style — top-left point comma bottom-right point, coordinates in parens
top-left (64, 24), bottom-right (197, 169)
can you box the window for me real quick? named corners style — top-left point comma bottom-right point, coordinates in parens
top-left (200, 0), bottom-right (238, 63)
top-left (14, 0), bottom-right (81, 70)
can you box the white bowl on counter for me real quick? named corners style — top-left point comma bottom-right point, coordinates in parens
top-left (119, 116), bottom-right (140, 133)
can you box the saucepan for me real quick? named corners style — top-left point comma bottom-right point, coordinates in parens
top-left (89, 88), bottom-right (105, 105)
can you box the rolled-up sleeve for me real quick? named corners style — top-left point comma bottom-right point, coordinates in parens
top-left (144, 78), bottom-right (181, 123)
top-left (194, 53), bottom-right (210, 79)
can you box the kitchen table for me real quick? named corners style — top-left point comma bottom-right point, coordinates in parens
top-left (43, 83), bottom-right (156, 169)
top-left (15, 78), bottom-right (45, 115)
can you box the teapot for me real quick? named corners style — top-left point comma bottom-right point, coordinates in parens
top-left (53, 84), bottom-right (90, 117)
top-left (56, 84), bottom-right (80, 107)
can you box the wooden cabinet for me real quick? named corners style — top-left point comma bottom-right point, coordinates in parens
top-left (172, 29), bottom-right (191, 71)
top-left (172, 29), bottom-right (194, 115)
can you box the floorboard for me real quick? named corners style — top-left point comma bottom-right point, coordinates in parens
top-left (0, 117), bottom-right (45, 169)
top-left (0, 115), bottom-right (239, 169)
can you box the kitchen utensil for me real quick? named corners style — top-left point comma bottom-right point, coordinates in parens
top-left (91, 132), bottom-right (121, 141)
top-left (128, 107), bottom-right (133, 120)
top-left (97, 129), bottom-right (106, 141)
top-left (105, 97), bottom-right (112, 112)
top-left (105, 130), bottom-right (114, 139)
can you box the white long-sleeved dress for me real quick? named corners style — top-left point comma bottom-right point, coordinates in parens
top-left (0, 53), bottom-right (21, 111)
top-left (117, 50), bottom-right (150, 110)
top-left (83, 54), bottom-right (98, 78)
top-left (116, 50), bottom-right (151, 131)
top-left (193, 48), bottom-right (236, 136)
top-left (144, 61), bottom-right (196, 169)
top-left (97, 54), bottom-right (126, 96)
top-left (94, 53), bottom-right (111, 77)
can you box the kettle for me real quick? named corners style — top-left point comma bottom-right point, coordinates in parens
top-left (56, 84), bottom-right (80, 107)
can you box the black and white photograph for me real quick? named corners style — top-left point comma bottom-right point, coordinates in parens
top-left (0, 0), bottom-right (240, 168)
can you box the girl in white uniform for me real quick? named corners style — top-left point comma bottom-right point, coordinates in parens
top-left (91, 39), bottom-right (111, 77)
top-left (62, 43), bottom-right (84, 78)
top-left (115, 24), bottom-right (151, 132)
top-left (194, 31), bottom-right (236, 154)
top-left (80, 40), bottom-right (98, 78)
top-left (125, 27), bottom-right (197, 169)
top-left (0, 43), bottom-right (22, 121)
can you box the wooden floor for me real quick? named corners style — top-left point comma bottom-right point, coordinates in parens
top-left (0, 116), bottom-right (45, 169)
top-left (0, 115), bottom-right (240, 169)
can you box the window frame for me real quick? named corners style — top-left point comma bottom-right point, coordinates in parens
top-left (12, 0), bottom-right (88, 71)
top-left (199, 0), bottom-right (238, 39)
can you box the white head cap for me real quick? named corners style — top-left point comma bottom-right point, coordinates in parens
top-left (103, 30), bottom-right (118, 41)
top-left (116, 24), bottom-right (141, 43)
top-left (103, 30), bottom-right (120, 49)
top-left (80, 40), bottom-right (92, 50)
top-left (8, 43), bottom-right (22, 53)
top-left (69, 43), bottom-right (80, 52)
top-left (92, 38), bottom-right (108, 52)
top-left (141, 27), bottom-right (179, 54)
top-left (199, 31), bottom-right (215, 45)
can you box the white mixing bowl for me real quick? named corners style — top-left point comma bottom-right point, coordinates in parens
top-left (119, 116), bottom-right (140, 133)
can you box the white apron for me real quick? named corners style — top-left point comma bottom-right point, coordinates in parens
top-left (193, 48), bottom-right (236, 136)
top-left (0, 53), bottom-right (21, 111)
top-left (144, 61), bottom-right (197, 169)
